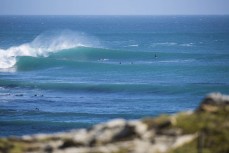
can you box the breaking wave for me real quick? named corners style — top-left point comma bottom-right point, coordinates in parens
top-left (0, 30), bottom-right (100, 69)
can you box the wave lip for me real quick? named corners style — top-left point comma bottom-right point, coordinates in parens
top-left (0, 30), bottom-right (100, 69)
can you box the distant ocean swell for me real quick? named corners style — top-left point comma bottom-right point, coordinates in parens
top-left (0, 109), bottom-right (141, 119)
top-left (14, 51), bottom-right (197, 71)
top-left (1, 46), bottom-right (228, 71)
top-left (0, 79), bottom-right (228, 95)
top-left (1, 31), bottom-right (228, 71)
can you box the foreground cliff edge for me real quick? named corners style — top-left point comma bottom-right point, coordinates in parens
top-left (0, 93), bottom-right (229, 153)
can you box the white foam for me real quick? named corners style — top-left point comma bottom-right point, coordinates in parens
top-left (159, 59), bottom-right (195, 63)
top-left (151, 42), bottom-right (177, 47)
top-left (128, 44), bottom-right (139, 47)
top-left (0, 30), bottom-right (100, 69)
top-left (180, 43), bottom-right (194, 47)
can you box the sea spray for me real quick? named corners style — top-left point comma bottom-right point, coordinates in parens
top-left (0, 30), bottom-right (100, 69)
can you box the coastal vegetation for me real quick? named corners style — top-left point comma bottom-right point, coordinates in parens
top-left (0, 93), bottom-right (228, 153)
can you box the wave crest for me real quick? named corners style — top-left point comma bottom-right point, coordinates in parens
top-left (0, 30), bottom-right (100, 69)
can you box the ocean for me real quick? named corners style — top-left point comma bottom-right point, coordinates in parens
top-left (0, 16), bottom-right (229, 137)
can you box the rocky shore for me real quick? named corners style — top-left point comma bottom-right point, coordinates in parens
top-left (0, 92), bottom-right (229, 153)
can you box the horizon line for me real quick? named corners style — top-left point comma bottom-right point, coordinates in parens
top-left (1, 14), bottom-right (229, 16)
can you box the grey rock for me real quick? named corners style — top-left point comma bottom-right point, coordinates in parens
top-left (197, 92), bottom-right (229, 112)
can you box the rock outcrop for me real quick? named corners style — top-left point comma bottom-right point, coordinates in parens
top-left (196, 92), bottom-right (229, 112)
top-left (0, 92), bottom-right (229, 153)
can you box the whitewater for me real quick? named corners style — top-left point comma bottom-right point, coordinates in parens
top-left (0, 30), bottom-right (100, 69)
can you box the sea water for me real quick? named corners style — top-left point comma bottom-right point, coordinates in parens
top-left (0, 16), bottom-right (229, 136)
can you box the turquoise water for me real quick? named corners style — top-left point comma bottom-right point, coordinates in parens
top-left (0, 16), bottom-right (229, 137)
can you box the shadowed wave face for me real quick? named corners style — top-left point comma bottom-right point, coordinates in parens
top-left (0, 16), bottom-right (229, 137)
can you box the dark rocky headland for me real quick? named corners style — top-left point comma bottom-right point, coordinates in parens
top-left (0, 92), bottom-right (229, 153)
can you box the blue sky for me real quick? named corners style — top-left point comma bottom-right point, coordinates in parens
top-left (1, 0), bottom-right (229, 15)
